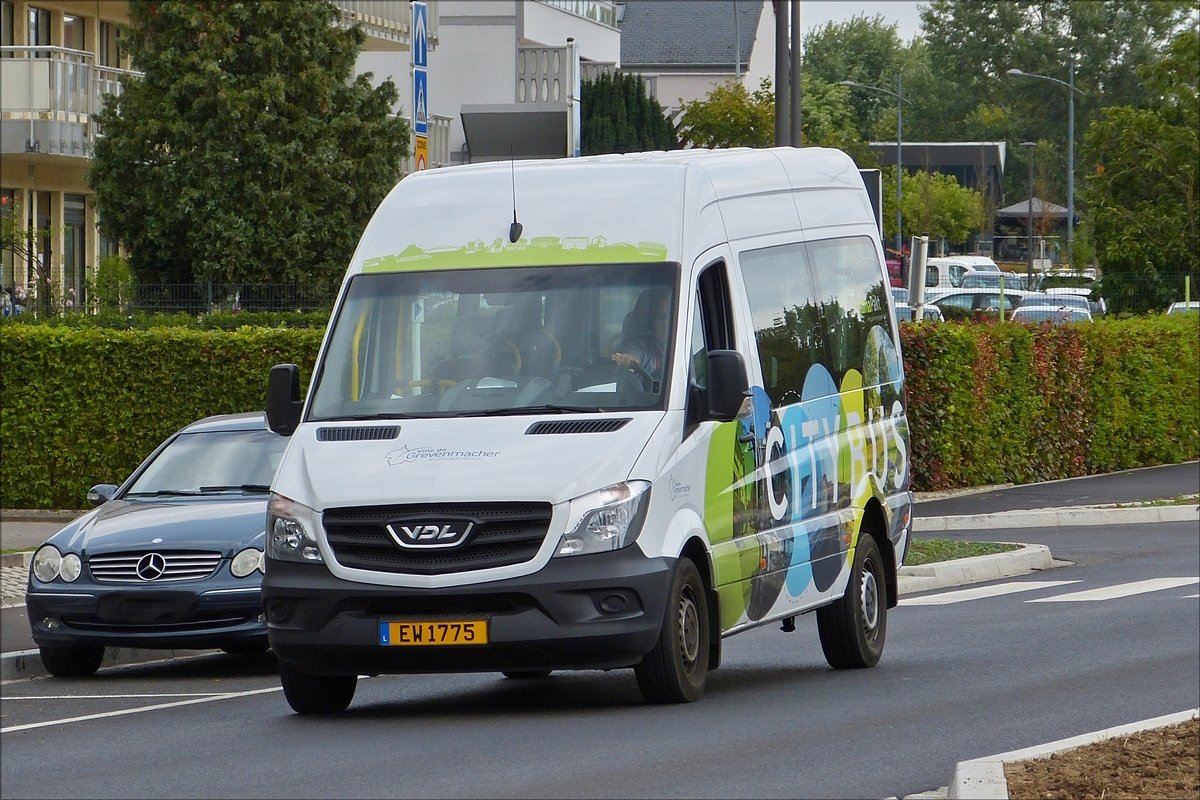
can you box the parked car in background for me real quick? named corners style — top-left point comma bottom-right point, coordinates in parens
top-left (1010, 306), bottom-right (1093, 324)
top-left (890, 287), bottom-right (944, 322)
top-left (26, 413), bottom-right (288, 677)
top-left (1020, 293), bottom-right (1093, 314)
top-left (958, 271), bottom-right (1028, 291)
top-left (927, 288), bottom-right (1026, 319)
top-left (1166, 301), bottom-right (1199, 316)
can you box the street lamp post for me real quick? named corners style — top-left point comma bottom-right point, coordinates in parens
top-left (1021, 141), bottom-right (1036, 289)
top-left (841, 78), bottom-right (913, 263)
top-left (1007, 61), bottom-right (1085, 267)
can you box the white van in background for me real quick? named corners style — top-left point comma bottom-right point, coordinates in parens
top-left (261, 148), bottom-right (913, 714)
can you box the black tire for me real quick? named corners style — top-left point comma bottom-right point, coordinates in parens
top-left (635, 557), bottom-right (710, 704)
top-left (817, 532), bottom-right (887, 669)
top-left (39, 645), bottom-right (104, 677)
top-left (221, 639), bottom-right (271, 655)
top-left (501, 670), bottom-right (553, 680)
top-left (279, 660), bottom-right (357, 714)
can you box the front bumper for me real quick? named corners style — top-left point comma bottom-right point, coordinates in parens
top-left (262, 547), bottom-right (674, 676)
top-left (26, 583), bottom-right (267, 651)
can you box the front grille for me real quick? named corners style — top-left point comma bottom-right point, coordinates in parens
top-left (88, 551), bottom-right (223, 583)
top-left (62, 614), bottom-right (256, 633)
top-left (324, 502), bottom-right (553, 575)
top-left (525, 418), bottom-right (630, 435)
top-left (317, 426), bottom-right (400, 441)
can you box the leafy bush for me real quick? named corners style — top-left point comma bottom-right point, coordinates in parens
top-left (900, 315), bottom-right (1199, 490)
top-left (1, 326), bottom-right (322, 508)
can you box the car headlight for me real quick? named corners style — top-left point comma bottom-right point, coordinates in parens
top-left (32, 545), bottom-right (62, 582)
top-left (267, 494), bottom-right (324, 563)
top-left (555, 481), bottom-right (650, 557)
top-left (60, 553), bottom-right (82, 583)
top-left (231, 547), bottom-right (265, 578)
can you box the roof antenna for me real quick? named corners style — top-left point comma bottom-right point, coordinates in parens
top-left (508, 144), bottom-right (523, 243)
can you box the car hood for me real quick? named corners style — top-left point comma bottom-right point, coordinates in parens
top-left (52, 497), bottom-right (269, 557)
top-left (273, 413), bottom-right (665, 510)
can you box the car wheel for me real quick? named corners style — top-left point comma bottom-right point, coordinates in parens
top-left (39, 645), bottom-right (105, 677)
top-left (501, 670), bottom-right (553, 679)
top-left (279, 660), bottom-right (357, 714)
top-left (221, 640), bottom-right (271, 655)
top-left (817, 532), bottom-right (887, 669)
top-left (634, 556), bottom-right (710, 704)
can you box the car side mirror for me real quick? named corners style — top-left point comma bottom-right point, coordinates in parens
top-left (87, 484), bottom-right (118, 507)
top-left (266, 364), bottom-right (303, 436)
top-left (707, 350), bottom-right (749, 422)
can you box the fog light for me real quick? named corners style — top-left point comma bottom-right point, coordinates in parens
top-left (268, 603), bottom-right (292, 623)
top-left (599, 593), bottom-right (628, 614)
top-left (43, 617), bottom-right (59, 630)
top-left (257, 613), bottom-right (266, 624)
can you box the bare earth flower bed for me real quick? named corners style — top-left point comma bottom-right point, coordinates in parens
top-left (1005, 717), bottom-right (1198, 799)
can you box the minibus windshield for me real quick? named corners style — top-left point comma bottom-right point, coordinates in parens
top-left (309, 264), bottom-right (678, 420)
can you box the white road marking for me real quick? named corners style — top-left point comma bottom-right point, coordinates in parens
top-left (899, 580), bottom-right (1079, 606)
top-left (1027, 577), bottom-right (1200, 603)
top-left (0, 687), bottom-right (282, 734)
top-left (1182, 594), bottom-right (1199, 599)
top-left (6, 693), bottom-right (227, 700)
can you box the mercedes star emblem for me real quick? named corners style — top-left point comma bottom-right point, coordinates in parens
top-left (135, 552), bottom-right (167, 581)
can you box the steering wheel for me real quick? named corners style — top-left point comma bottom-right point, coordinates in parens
top-left (578, 357), bottom-right (655, 394)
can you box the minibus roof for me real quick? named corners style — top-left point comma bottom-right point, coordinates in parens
top-left (349, 147), bottom-right (872, 277)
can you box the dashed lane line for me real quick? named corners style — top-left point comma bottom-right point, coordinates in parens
top-left (6, 693), bottom-right (229, 700)
top-left (1026, 577), bottom-right (1200, 603)
top-left (0, 686), bottom-right (283, 734)
top-left (898, 580), bottom-right (1079, 607)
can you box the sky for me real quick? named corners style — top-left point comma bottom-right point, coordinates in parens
top-left (799, 2), bottom-right (926, 43)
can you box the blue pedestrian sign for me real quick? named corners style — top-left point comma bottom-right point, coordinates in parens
top-left (414, 67), bottom-right (428, 136)
top-left (412, 2), bottom-right (428, 68)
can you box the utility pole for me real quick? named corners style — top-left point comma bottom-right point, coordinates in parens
top-left (733, 0), bottom-right (741, 81)
top-left (1022, 141), bottom-right (1036, 289)
top-left (789, 1), bottom-right (801, 146)
top-left (774, 1), bottom-right (789, 145)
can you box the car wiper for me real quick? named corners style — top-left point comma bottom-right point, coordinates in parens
top-left (198, 484), bottom-right (272, 493)
top-left (452, 404), bottom-right (609, 417)
top-left (329, 412), bottom-right (417, 421)
top-left (126, 489), bottom-right (202, 497)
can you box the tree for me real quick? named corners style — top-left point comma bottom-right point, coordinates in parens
top-left (580, 72), bottom-right (677, 155)
top-left (89, 0), bottom-right (409, 288)
top-left (883, 168), bottom-right (985, 246)
top-left (1081, 26), bottom-right (1199, 313)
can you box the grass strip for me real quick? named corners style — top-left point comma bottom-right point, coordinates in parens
top-left (906, 538), bottom-right (1021, 566)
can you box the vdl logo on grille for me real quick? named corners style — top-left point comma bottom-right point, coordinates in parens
top-left (386, 519), bottom-right (475, 549)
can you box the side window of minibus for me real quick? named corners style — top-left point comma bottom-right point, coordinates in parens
top-left (807, 237), bottom-right (893, 388)
top-left (738, 242), bottom-right (824, 407)
top-left (685, 262), bottom-right (735, 433)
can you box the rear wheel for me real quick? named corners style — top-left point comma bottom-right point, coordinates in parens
top-left (501, 670), bottom-right (552, 680)
top-left (635, 557), bottom-right (710, 704)
top-left (817, 532), bottom-right (887, 669)
top-left (279, 660), bottom-right (357, 714)
top-left (39, 645), bottom-right (104, 677)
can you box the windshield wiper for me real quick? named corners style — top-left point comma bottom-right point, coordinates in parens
top-left (126, 489), bottom-right (202, 497)
top-left (452, 404), bottom-right (609, 417)
top-left (330, 412), bottom-right (417, 421)
top-left (198, 484), bottom-right (272, 493)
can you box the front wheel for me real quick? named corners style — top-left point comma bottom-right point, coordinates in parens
top-left (635, 556), bottom-right (710, 703)
top-left (39, 645), bottom-right (104, 677)
top-left (817, 532), bottom-right (887, 669)
top-left (279, 660), bottom-right (357, 714)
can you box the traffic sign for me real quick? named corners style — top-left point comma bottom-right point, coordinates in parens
top-left (413, 67), bottom-right (428, 136)
top-left (412, 2), bottom-right (428, 68)
top-left (415, 135), bottom-right (428, 172)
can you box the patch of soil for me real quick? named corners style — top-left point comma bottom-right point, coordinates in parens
top-left (1005, 717), bottom-right (1198, 800)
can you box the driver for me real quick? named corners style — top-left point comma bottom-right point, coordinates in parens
top-left (611, 288), bottom-right (671, 380)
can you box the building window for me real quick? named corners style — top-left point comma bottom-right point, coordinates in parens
top-left (2, 2), bottom-right (15, 53)
top-left (63, 14), bottom-right (84, 51)
top-left (99, 20), bottom-right (119, 66)
top-left (28, 6), bottom-right (50, 56)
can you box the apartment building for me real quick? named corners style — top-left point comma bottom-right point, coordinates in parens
top-left (0, 0), bottom-right (432, 306)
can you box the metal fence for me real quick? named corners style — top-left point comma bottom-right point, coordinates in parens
top-left (68, 283), bottom-right (342, 315)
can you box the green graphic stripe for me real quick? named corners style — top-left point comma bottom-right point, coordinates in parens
top-left (362, 239), bottom-right (670, 273)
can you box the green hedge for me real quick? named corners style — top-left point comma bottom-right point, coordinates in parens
top-left (1, 317), bottom-right (1197, 507)
top-left (1, 326), bottom-right (322, 508)
top-left (0, 310), bottom-right (331, 330)
top-left (901, 315), bottom-right (1199, 490)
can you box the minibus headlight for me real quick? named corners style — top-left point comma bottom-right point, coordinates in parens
top-left (267, 494), bottom-right (324, 564)
top-left (555, 481), bottom-right (650, 557)
top-left (231, 547), bottom-right (266, 577)
top-left (32, 545), bottom-right (62, 583)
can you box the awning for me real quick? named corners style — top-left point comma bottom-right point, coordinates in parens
top-left (996, 197), bottom-right (1072, 220)
top-left (460, 103), bottom-right (569, 162)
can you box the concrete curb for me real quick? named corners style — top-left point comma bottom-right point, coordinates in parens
top-left (1, 646), bottom-right (226, 683)
top-left (913, 503), bottom-right (1199, 532)
top-left (1, 509), bottom-right (83, 522)
top-left (947, 708), bottom-right (1200, 799)
top-left (1, 551), bottom-right (33, 568)
top-left (897, 543), bottom-right (1057, 595)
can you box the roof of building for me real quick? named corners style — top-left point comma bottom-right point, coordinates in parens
top-left (618, 1), bottom-right (764, 71)
top-left (996, 197), bottom-right (1071, 218)
top-left (868, 141), bottom-right (1007, 172)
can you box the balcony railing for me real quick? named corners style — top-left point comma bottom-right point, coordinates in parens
top-left (0, 46), bottom-right (140, 157)
top-left (538, 0), bottom-right (618, 28)
top-left (330, 0), bottom-right (439, 47)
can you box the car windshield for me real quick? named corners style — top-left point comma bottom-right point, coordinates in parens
top-left (126, 429), bottom-right (288, 496)
top-left (1022, 293), bottom-right (1090, 311)
top-left (960, 272), bottom-right (1023, 290)
top-left (309, 263), bottom-right (679, 420)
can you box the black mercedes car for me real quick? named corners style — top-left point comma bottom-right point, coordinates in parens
top-left (26, 412), bottom-right (289, 677)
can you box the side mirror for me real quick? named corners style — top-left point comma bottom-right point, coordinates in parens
top-left (87, 484), bottom-right (118, 507)
top-left (266, 364), bottom-right (303, 436)
top-left (706, 350), bottom-right (749, 422)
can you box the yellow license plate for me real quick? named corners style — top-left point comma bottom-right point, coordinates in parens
top-left (379, 620), bottom-right (488, 646)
